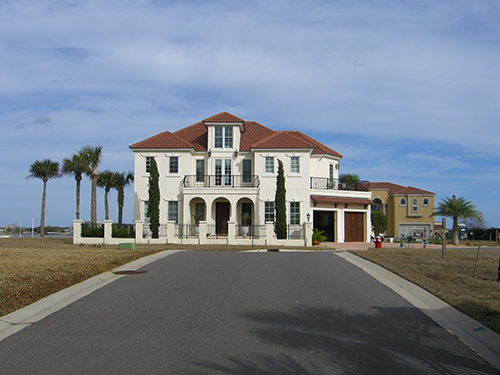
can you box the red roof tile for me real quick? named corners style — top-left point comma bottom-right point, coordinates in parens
top-left (129, 112), bottom-right (343, 158)
top-left (311, 195), bottom-right (373, 205)
top-left (361, 182), bottom-right (434, 196)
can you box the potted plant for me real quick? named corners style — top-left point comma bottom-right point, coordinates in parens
top-left (240, 213), bottom-right (251, 236)
top-left (193, 213), bottom-right (204, 235)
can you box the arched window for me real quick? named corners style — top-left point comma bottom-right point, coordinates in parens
top-left (372, 198), bottom-right (382, 212)
top-left (400, 198), bottom-right (406, 206)
top-left (423, 198), bottom-right (430, 206)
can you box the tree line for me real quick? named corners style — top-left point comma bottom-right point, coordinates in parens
top-left (27, 145), bottom-right (133, 237)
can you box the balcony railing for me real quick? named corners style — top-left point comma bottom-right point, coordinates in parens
top-left (183, 175), bottom-right (260, 188)
top-left (310, 177), bottom-right (369, 191)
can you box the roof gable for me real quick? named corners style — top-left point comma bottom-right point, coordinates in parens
top-left (130, 112), bottom-right (343, 158)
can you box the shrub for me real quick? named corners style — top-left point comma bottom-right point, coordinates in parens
top-left (312, 228), bottom-right (327, 245)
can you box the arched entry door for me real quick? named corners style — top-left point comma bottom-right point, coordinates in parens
top-left (215, 200), bottom-right (230, 235)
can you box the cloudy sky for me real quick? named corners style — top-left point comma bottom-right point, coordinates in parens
top-left (1, 0), bottom-right (498, 229)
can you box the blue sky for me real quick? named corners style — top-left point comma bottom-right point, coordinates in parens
top-left (1, 0), bottom-right (498, 228)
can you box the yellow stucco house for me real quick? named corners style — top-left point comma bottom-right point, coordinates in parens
top-left (361, 182), bottom-right (435, 239)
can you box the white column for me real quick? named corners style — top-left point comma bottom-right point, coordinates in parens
top-left (73, 220), bottom-right (82, 245)
top-left (337, 210), bottom-right (345, 243)
top-left (304, 221), bottom-right (312, 247)
top-left (199, 221), bottom-right (207, 245)
top-left (167, 221), bottom-right (176, 244)
top-left (228, 222), bottom-right (235, 245)
top-left (266, 221), bottom-right (275, 246)
top-left (134, 220), bottom-right (143, 244)
top-left (365, 210), bottom-right (372, 242)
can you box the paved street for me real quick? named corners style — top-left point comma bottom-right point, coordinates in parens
top-left (1, 251), bottom-right (498, 374)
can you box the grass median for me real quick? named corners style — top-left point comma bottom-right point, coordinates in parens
top-left (351, 245), bottom-right (500, 334)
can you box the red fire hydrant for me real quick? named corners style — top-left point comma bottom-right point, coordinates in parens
top-left (374, 237), bottom-right (382, 249)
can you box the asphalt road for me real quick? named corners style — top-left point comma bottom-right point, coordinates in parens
top-left (1, 251), bottom-right (498, 375)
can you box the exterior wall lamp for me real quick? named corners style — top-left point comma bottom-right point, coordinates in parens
top-left (306, 213), bottom-right (310, 222)
top-left (208, 149), bottom-right (212, 158)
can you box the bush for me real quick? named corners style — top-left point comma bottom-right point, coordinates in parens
top-left (112, 225), bottom-right (135, 238)
top-left (81, 224), bottom-right (104, 238)
top-left (312, 228), bottom-right (327, 245)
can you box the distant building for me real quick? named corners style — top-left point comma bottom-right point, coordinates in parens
top-left (361, 182), bottom-right (435, 239)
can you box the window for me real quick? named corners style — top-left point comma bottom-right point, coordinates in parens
top-left (143, 201), bottom-right (149, 224)
top-left (145, 157), bottom-right (152, 173)
top-left (169, 156), bottom-right (178, 174)
top-left (241, 202), bottom-right (252, 224)
top-left (329, 164), bottom-right (336, 189)
top-left (168, 201), bottom-right (178, 223)
top-left (291, 156), bottom-right (300, 173)
top-left (265, 202), bottom-right (275, 223)
top-left (412, 199), bottom-right (419, 213)
top-left (290, 202), bottom-right (300, 225)
top-left (242, 159), bottom-right (252, 183)
top-left (423, 198), bottom-right (430, 206)
top-left (400, 198), bottom-right (406, 206)
top-left (194, 202), bottom-right (205, 221)
top-left (265, 157), bottom-right (274, 173)
top-left (215, 159), bottom-right (231, 186)
top-left (196, 159), bottom-right (205, 182)
top-left (225, 159), bottom-right (231, 185)
top-left (372, 198), bottom-right (382, 212)
top-left (214, 126), bottom-right (233, 149)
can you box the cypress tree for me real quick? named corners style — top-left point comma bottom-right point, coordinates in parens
top-left (275, 159), bottom-right (287, 239)
top-left (147, 157), bottom-right (160, 238)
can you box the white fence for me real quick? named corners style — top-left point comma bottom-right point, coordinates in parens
top-left (73, 220), bottom-right (313, 247)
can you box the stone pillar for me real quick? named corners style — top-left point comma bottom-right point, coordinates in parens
top-left (304, 221), bottom-right (312, 247)
top-left (199, 221), bottom-right (207, 245)
top-left (337, 210), bottom-right (345, 243)
top-left (266, 221), bottom-right (275, 246)
top-left (134, 220), bottom-right (143, 244)
top-left (167, 221), bottom-right (176, 244)
top-left (73, 220), bottom-right (82, 245)
top-left (228, 222), bottom-right (235, 245)
top-left (104, 220), bottom-right (113, 245)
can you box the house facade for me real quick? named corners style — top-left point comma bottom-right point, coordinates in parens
top-left (129, 112), bottom-right (372, 244)
top-left (363, 182), bottom-right (435, 239)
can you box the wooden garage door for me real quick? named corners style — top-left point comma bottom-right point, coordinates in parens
top-left (345, 212), bottom-right (364, 242)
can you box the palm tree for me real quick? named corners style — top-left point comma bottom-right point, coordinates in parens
top-left (113, 171), bottom-right (134, 228)
top-left (97, 170), bottom-right (116, 221)
top-left (339, 173), bottom-right (360, 190)
top-left (432, 195), bottom-right (483, 245)
top-left (61, 153), bottom-right (87, 220)
top-left (27, 159), bottom-right (60, 237)
top-left (80, 145), bottom-right (103, 225)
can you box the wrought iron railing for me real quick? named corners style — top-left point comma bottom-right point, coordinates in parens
top-left (235, 224), bottom-right (266, 238)
top-left (310, 177), bottom-right (369, 191)
top-left (183, 175), bottom-right (260, 188)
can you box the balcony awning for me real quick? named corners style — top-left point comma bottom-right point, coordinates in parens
top-left (311, 195), bottom-right (373, 207)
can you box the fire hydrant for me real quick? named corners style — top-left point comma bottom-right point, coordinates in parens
top-left (374, 237), bottom-right (382, 249)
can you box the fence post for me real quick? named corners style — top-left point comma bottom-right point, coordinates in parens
top-left (104, 220), bottom-right (113, 245)
top-left (304, 221), bottom-right (312, 247)
top-left (134, 220), bottom-right (143, 244)
top-left (167, 221), bottom-right (176, 244)
top-left (199, 221), bottom-right (207, 245)
top-left (266, 221), bottom-right (274, 246)
top-left (73, 220), bottom-right (82, 245)
top-left (228, 222), bottom-right (235, 245)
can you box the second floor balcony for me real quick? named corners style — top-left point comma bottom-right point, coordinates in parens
top-left (183, 175), bottom-right (260, 188)
top-left (310, 177), bottom-right (369, 191)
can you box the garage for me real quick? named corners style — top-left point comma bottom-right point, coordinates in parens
top-left (345, 212), bottom-right (365, 242)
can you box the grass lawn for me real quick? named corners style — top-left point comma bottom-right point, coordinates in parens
top-left (351, 245), bottom-right (500, 334)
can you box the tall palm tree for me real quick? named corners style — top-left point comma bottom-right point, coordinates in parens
top-left (61, 153), bottom-right (87, 220)
top-left (432, 195), bottom-right (483, 245)
top-left (27, 159), bottom-right (60, 237)
top-left (97, 170), bottom-right (116, 221)
top-left (113, 171), bottom-right (134, 228)
top-left (80, 145), bottom-right (103, 225)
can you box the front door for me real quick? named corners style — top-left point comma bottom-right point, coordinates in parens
top-left (216, 202), bottom-right (229, 235)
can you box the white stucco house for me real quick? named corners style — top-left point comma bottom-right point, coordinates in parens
top-left (128, 112), bottom-right (372, 245)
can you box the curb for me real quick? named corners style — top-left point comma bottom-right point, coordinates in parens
top-left (336, 251), bottom-right (500, 372)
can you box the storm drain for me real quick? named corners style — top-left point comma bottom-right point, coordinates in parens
top-left (113, 270), bottom-right (147, 275)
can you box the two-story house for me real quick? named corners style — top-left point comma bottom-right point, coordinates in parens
top-left (362, 182), bottom-right (435, 239)
top-left (129, 112), bottom-right (373, 243)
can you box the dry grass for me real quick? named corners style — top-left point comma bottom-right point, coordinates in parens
top-left (0, 237), bottom-right (280, 316)
top-left (351, 246), bottom-right (500, 334)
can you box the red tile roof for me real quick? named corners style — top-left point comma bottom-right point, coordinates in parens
top-left (311, 195), bottom-right (373, 205)
top-left (130, 112), bottom-right (342, 158)
top-left (361, 182), bottom-right (435, 196)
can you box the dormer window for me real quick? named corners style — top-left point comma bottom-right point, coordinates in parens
top-left (214, 126), bottom-right (233, 148)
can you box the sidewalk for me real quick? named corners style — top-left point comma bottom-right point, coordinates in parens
top-left (321, 241), bottom-right (442, 251)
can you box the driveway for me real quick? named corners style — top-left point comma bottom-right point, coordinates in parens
top-left (0, 251), bottom-right (498, 374)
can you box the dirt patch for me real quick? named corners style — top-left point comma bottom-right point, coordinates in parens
top-left (351, 247), bottom-right (500, 334)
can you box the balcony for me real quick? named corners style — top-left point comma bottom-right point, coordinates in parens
top-left (183, 175), bottom-right (260, 188)
top-left (310, 177), bottom-right (369, 191)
